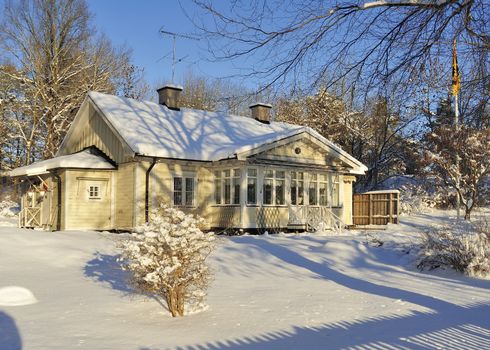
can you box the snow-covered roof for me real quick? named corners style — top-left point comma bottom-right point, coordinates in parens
top-left (86, 92), bottom-right (367, 173)
top-left (9, 149), bottom-right (115, 177)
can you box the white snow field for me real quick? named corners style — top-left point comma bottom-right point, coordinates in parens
top-left (1, 210), bottom-right (489, 350)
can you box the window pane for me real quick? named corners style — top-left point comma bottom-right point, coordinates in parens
top-left (291, 181), bottom-right (297, 205)
top-left (263, 179), bottom-right (273, 205)
top-left (265, 170), bottom-right (273, 178)
top-left (233, 178), bottom-right (240, 204)
top-left (291, 172), bottom-right (297, 180)
top-left (233, 169), bottom-right (240, 177)
top-left (310, 173), bottom-right (317, 181)
top-left (224, 178), bottom-right (231, 204)
top-left (248, 168), bottom-right (257, 177)
top-left (309, 182), bottom-right (317, 205)
top-left (276, 170), bottom-right (285, 179)
top-left (185, 178), bottom-right (194, 206)
top-left (214, 171), bottom-right (221, 178)
top-left (332, 182), bottom-right (339, 207)
top-left (214, 179), bottom-right (221, 204)
top-left (224, 170), bottom-right (230, 177)
top-left (298, 181), bottom-right (304, 205)
top-left (319, 183), bottom-right (327, 206)
top-left (174, 177), bottom-right (182, 206)
top-left (298, 172), bottom-right (304, 180)
top-left (319, 174), bottom-right (327, 182)
top-left (276, 179), bottom-right (285, 205)
top-left (247, 178), bottom-right (256, 204)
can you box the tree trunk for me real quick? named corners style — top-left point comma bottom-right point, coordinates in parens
top-left (464, 207), bottom-right (471, 221)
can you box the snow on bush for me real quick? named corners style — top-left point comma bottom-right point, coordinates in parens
top-left (417, 217), bottom-right (490, 278)
top-left (0, 199), bottom-right (20, 218)
top-left (119, 204), bottom-right (216, 317)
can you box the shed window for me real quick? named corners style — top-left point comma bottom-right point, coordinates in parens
top-left (88, 185), bottom-right (100, 199)
top-left (173, 176), bottom-right (195, 206)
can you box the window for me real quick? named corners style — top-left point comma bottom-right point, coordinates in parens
top-left (263, 169), bottom-right (286, 205)
top-left (309, 174), bottom-right (318, 205)
top-left (247, 168), bottom-right (257, 204)
top-left (88, 185), bottom-right (100, 199)
top-left (291, 171), bottom-right (304, 205)
top-left (308, 173), bottom-right (329, 206)
top-left (319, 174), bottom-right (328, 206)
top-left (263, 170), bottom-right (273, 205)
top-left (275, 171), bottom-right (285, 205)
top-left (331, 174), bottom-right (340, 207)
top-left (232, 169), bottom-right (240, 204)
top-left (214, 171), bottom-right (221, 204)
top-left (173, 176), bottom-right (195, 206)
top-left (215, 169), bottom-right (241, 205)
top-left (224, 170), bottom-right (231, 204)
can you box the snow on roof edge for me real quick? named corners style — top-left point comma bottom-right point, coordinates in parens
top-left (9, 149), bottom-right (115, 177)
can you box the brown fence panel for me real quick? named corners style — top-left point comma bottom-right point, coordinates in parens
top-left (353, 191), bottom-right (399, 226)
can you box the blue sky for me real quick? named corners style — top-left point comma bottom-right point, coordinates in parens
top-left (87, 0), bottom-right (244, 89)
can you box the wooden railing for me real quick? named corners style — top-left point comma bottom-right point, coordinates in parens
top-left (20, 207), bottom-right (41, 228)
top-left (288, 205), bottom-right (345, 233)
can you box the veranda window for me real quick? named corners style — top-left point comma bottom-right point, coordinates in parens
top-left (215, 169), bottom-right (241, 205)
top-left (291, 171), bottom-right (304, 205)
top-left (247, 168), bottom-right (257, 204)
top-left (309, 173), bottom-right (329, 206)
top-left (263, 170), bottom-right (285, 205)
top-left (331, 174), bottom-right (340, 207)
top-left (173, 176), bottom-right (195, 206)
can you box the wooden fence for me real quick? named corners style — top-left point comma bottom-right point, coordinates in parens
top-left (352, 190), bottom-right (399, 226)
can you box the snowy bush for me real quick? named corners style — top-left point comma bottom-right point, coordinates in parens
top-left (0, 199), bottom-right (20, 218)
top-left (119, 204), bottom-right (216, 317)
top-left (417, 219), bottom-right (490, 278)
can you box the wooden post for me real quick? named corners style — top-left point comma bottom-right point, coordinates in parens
top-left (368, 194), bottom-right (372, 225)
top-left (388, 192), bottom-right (393, 224)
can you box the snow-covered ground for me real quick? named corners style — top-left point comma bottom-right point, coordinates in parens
top-left (1, 210), bottom-right (489, 350)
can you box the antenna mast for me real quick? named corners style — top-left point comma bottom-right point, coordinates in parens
top-left (159, 29), bottom-right (198, 82)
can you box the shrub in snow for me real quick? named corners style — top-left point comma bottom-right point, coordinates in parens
top-left (119, 204), bottom-right (216, 317)
top-left (0, 199), bottom-right (20, 218)
top-left (417, 218), bottom-right (490, 278)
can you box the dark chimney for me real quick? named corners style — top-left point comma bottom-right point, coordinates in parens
top-left (249, 103), bottom-right (272, 123)
top-left (157, 85), bottom-right (183, 110)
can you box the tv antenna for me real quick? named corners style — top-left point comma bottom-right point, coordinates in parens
top-left (159, 28), bottom-right (198, 82)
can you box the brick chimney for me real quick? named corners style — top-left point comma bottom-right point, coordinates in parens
top-left (157, 85), bottom-right (183, 110)
top-left (249, 103), bottom-right (272, 123)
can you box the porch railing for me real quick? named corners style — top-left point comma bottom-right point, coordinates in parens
top-left (288, 205), bottom-right (345, 233)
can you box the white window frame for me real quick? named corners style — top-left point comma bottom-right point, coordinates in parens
top-left (88, 185), bottom-right (101, 200)
top-left (262, 169), bottom-right (286, 206)
top-left (330, 173), bottom-right (341, 207)
top-left (290, 171), bottom-right (305, 206)
top-left (246, 168), bottom-right (258, 205)
top-left (308, 173), bottom-right (329, 206)
top-left (214, 168), bottom-right (241, 206)
top-left (173, 174), bottom-right (196, 207)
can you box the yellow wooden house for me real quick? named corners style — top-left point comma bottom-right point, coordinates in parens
top-left (9, 86), bottom-right (367, 232)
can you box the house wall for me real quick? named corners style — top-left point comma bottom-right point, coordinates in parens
top-left (63, 169), bottom-right (113, 230)
top-left (115, 162), bottom-right (135, 229)
top-left (59, 102), bottom-right (132, 163)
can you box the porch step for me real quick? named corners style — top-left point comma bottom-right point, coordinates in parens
top-left (287, 223), bottom-right (306, 231)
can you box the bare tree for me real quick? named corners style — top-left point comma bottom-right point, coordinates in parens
top-left (0, 0), bottom-right (146, 161)
top-left (424, 125), bottom-right (490, 219)
top-left (192, 0), bottom-right (489, 94)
